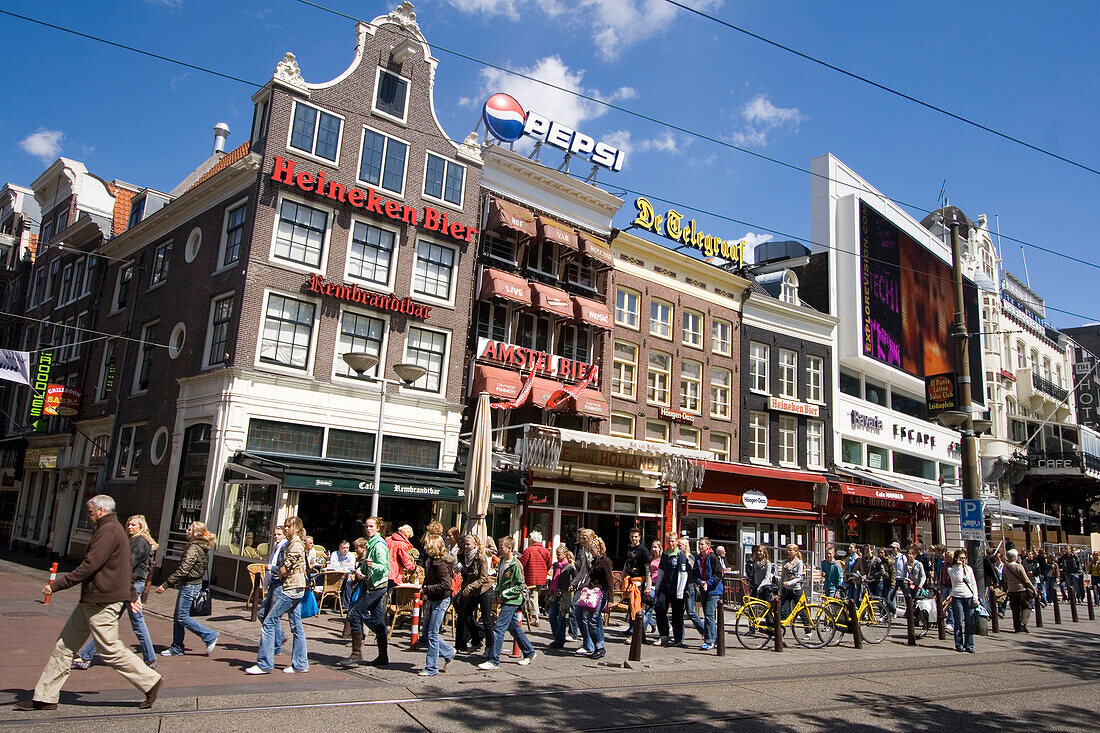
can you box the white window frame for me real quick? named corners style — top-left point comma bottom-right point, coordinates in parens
top-left (114, 424), bottom-right (145, 480)
top-left (650, 299), bottom-right (673, 340)
top-left (344, 216), bottom-right (399, 292)
top-left (712, 317), bottom-right (731, 356)
top-left (677, 425), bottom-right (701, 449)
top-left (779, 349), bottom-right (797, 399)
top-left (779, 415), bottom-right (798, 466)
top-left (710, 366), bottom-right (731, 419)
top-left (615, 287), bottom-right (640, 329)
top-left (216, 197), bottom-right (249, 273)
top-left (286, 99), bottom-right (345, 165)
top-left (749, 411), bottom-right (769, 462)
top-left (709, 432), bottom-right (731, 462)
top-left (807, 420), bottom-right (824, 469)
top-left (268, 192), bottom-right (333, 276)
top-left (422, 151), bottom-right (466, 210)
top-left (610, 412), bottom-right (636, 438)
top-left (371, 67), bottom-right (411, 125)
top-left (149, 240), bottom-right (171, 289)
top-left (682, 308), bottom-right (703, 349)
top-left (749, 341), bottom-right (769, 394)
top-left (333, 308), bottom-right (390, 383)
top-left (612, 340), bottom-right (637, 399)
top-left (356, 124), bottom-right (410, 198)
top-left (645, 420), bottom-right (670, 444)
top-left (410, 237), bottom-right (459, 308)
top-left (647, 350), bottom-right (671, 407)
top-left (401, 324), bottom-right (451, 396)
top-left (203, 291), bottom-right (236, 369)
top-left (807, 355), bottom-right (824, 403)
top-left (680, 359), bottom-right (702, 413)
top-left (255, 289), bottom-right (320, 375)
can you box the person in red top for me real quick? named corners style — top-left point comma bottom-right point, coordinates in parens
top-left (386, 524), bottom-right (416, 587)
top-left (519, 531), bottom-right (552, 627)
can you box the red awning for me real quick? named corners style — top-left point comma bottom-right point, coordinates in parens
top-left (839, 483), bottom-right (935, 505)
top-left (471, 365), bottom-right (524, 401)
top-left (705, 462), bottom-right (824, 484)
top-left (537, 215), bottom-right (579, 251)
top-left (530, 281), bottom-right (574, 319)
top-left (573, 296), bottom-right (612, 330)
top-left (579, 236), bottom-right (614, 268)
top-left (570, 389), bottom-right (609, 418)
top-left (479, 268), bottom-right (532, 306)
top-left (527, 377), bottom-right (565, 408)
top-left (488, 198), bottom-right (537, 238)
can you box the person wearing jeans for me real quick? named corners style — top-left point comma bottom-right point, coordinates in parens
top-left (576, 536), bottom-right (613, 659)
top-left (546, 546), bottom-right (576, 649)
top-left (947, 549), bottom-right (978, 653)
top-left (695, 538), bottom-right (724, 650)
top-left (155, 522), bottom-right (219, 656)
top-left (479, 537), bottom-right (536, 670)
top-left (247, 516), bottom-right (309, 674)
top-left (337, 518), bottom-right (391, 668)
top-left (419, 536), bottom-right (456, 676)
top-left (680, 539), bottom-right (705, 638)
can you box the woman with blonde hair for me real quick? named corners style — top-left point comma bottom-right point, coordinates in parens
top-left (73, 515), bottom-right (160, 669)
top-left (546, 544), bottom-right (576, 649)
top-left (419, 535), bottom-right (457, 675)
top-left (780, 543), bottom-right (805, 620)
top-left (247, 517), bottom-right (309, 674)
top-left (576, 535), bottom-right (614, 659)
top-left (156, 521), bottom-right (219, 657)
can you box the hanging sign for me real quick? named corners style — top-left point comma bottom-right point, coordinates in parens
top-left (43, 385), bottom-right (82, 417)
top-left (925, 372), bottom-right (958, 417)
top-left (959, 499), bottom-right (985, 541)
top-left (27, 350), bottom-right (53, 432)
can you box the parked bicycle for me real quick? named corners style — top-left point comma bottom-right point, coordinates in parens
top-left (819, 586), bottom-right (892, 645)
top-left (734, 591), bottom-right (834, 649)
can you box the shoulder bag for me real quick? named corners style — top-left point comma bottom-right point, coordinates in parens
top-left (189, 547), bottom-right (213, 617)
top-left (575, 586), bottom-right (602, 611)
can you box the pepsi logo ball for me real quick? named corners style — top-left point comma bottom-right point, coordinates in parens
top-left (483, 93), bottom-right (526, 143)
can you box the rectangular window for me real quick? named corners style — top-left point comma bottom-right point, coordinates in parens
top-left (779, 416), bottom-right (797, 464)
top-left (348, 220), bottom-right (396, 286)
top-left (404, 326), bottom-right (448, 393)
top-left (325, 430), bottom-right (440, 468)
top-left (336, 311), bottom-right (385, 379)
top-left (839, 369), bottom-right (861, 398)
top-left (807, 355), bottom-right (824, 403)
top-left (682, 309), bottom-right (703, 348)
top-left (750, 411), bottom-right (769, 461)
top-left (55, 210), bottom-right (68, 233)
top-left (128, 198), bottom-right (146, 230)
top-left (44, 260), bottom-right (59, 301)
top-left (275, 199), bottom-right (327, 268)
top-left (374, 68), bottom-right (409, 121)
top-left (246, 418), bottom-right (323, 457)
top-left (484, 234), bottom-right (517, 265)
top-left (610, 412), bottom-right (635, 438)
top-left (709, 432), bottom-right (731, 462)
top-left (680, 359), bottom-right (702, 413)
top-left (526, 239), bottom-right (557, 277)
top-left (222, 204), bottom-right (247, 267)
top-left (558, 324), bottom-right (591, 363)
top-left (70, 312), bottom-right (87, 363)
top-left (206, 294), bottom-right (234, 367)
top-left (516, 313), bottom-right (551, 352)
top-left (678, 426), bottom-right (701, 449)
top-left (59, 264), bottom-right (74, 305)
top-left (564, 259), bottom-right (595, 291)
top-left (779, 349), bottom-right (797, 398)
top-left (841, 439), bottom-right (862, 465)
top-left (645, 420), bottom-right (669, 444)
top-left (710, 366), bottom-right (731, 418)
top-left (71, 258), bottom-right (86, 301)
top-left (476, 301), bottom-right (509, 343)
top-left (290, 101), bottom-right (341, 162)
top-left (97, 339), bottom-right (118, 401)
top-left (114, 425), bottom-right (144, 479)
top-left (358, 128), bottom-right (407, 194)
top-left (615, 288), bottom-right (639, 328)
top-left (412, 240), bottom-right (456, 301)
top-left (149, 241), bottom-right (171, 286)
top-left (260, 294), bottom-right (316, 370)
top-left (866, 445), bottom-right (889, 470)
top-left (134, 321), bottom-right (158, 392)
top-left (650, 299), bottom-right (673, 339)
top-left (712, 318), bottom-right (731, 355)
top-left (28, 269), bottom-right (44, 307)
top-left (749, 341), bottom-right (769, 393)
top-left (423, 153), bottom-right (465, 206)
top-left (612, 341), bottom-right (637, 399)
top-left (806, 420), bottom-right (824, 469)
top-left (864, 378), bottom-right (886, 406)
top-left (647, 350), bottom-right (671, 406)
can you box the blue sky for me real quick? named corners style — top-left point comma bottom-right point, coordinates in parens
top-left (3, 1), bottom-right (1098, 326)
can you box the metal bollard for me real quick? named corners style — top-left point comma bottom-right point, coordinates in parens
top-left (1034, 594), bottom-right (1043, 628)
top-left (628, 612), bottom-right (644, 662)
top-left (772, 597), bottom-right (784, 652)
top-left (936, 589), bottom-right (946, 641)
top-left (410, 592), bottom-right (421, 649)
top-left (1068, 587), bottom-right (1079, 622)
top-left (1087, 583), bottom-right (1095, 621)
top-left (1053, 595), bottom-right (1062, 624)
top-left (716, 603), bottom-right (726, 657)
top-left (847, 598), bottom-right (863, 649)
top-left (43, 562), bottom-right (58, 606)
top-left (906, 591), bottom-right (917, 646)
top-left (988, 588), bottom-right (1000, 633)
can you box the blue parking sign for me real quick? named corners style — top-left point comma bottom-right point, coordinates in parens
top-left (959, 499), bottom-right (984, 541)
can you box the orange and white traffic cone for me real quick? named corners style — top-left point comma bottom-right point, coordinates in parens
top-left (410, 592), bottom-right (421, 650)
top-left (510, 609), bottom-right (524, 657)
top-left (43, 562), bottom-right (58, 606)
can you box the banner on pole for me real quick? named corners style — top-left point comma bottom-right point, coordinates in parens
top-left (0, 349), bottom-right (32, 385)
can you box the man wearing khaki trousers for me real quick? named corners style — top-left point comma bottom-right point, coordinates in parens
top-left (15, 495), bottom-right (163, 711)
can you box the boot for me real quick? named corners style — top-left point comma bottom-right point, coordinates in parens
top-left (336, 631), bottom-right (363, 668)
top-left (366, 630), bottom-right (389, 666)
top-left (341, 618), bottom-right (350, 638)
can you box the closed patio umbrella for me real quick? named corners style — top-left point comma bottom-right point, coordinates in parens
top-left (463, 392), bottom-right (492, 543)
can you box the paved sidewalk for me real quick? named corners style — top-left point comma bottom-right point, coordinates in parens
top-left (3, 552), bottom-right (1098, 708)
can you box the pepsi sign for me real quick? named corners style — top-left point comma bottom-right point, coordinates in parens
top-left (483, 93), bottom-right (625, 172)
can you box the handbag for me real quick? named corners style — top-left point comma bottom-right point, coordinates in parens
top-left (300, 588), bottom-right (319, 618)
top-left (575, 586), bottom-right (602, 611)
top-left (450, 571), bottom-right (462, 597)
top-left (190, 581), bottom-right (212, 617)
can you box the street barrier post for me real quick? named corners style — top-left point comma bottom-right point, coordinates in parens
top-left (511, 608), bottom-right (523, 657)
top-left (1068, 587), bottom-right (1079, 622)
top-left (1087, 583), bottom-right (1095, 621)
top-left (410, 592), bottom-right (421, 649)
top-left (716, 603), bottom-right (726, 657)
top-left (1034, 594), bottom-right (1043, 628)
top-left (1053, 594), bottom-right (1062, 624)
top-left (772, 597), bottom-right (783, 652)
top-left (628, 612), bottom-right (643, 663)
top-left (936, 589), bottom-right (946, 641)
top-left (988, 588), bottom-right (999, 633)
top-left (847, 598), bottom-right (863, 649)
top-left (43, 562), bottom-right (58, 606)
top-left (906, 591), bottom-right (917, 646)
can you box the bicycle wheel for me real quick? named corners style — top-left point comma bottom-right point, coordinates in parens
top-left (822, 599), bottom-right (847, 646)
top-left (734, 599), bottom-right (773, 650)
top-left (792, 603), bottom-right (834, 648)
top-left (860, 598), bottom-right (892, 644)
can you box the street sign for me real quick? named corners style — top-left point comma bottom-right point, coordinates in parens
top-left (959, 499), bottom-right (985, 541)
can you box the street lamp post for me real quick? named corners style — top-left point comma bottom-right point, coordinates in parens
top-left (342, 353), bottom-right (428, 518)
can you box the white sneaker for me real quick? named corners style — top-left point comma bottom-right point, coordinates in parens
top-left (417, 669), bottom-right (437, 677)
top-left (518, 652), bottom-right (537, 666)
top-left (282, 666), bottom-right (307, 674)
top-left (206, 636), bottom-right (219, 656)
top-left (574, 646), bottom-right (590, 655)
top-left (477, 661), bottom-right (500, 671)
top-left (244, 665), bottom-right (270, 675)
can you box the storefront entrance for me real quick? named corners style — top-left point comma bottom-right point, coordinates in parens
top-left (295, 491), bottom-right (437, 550)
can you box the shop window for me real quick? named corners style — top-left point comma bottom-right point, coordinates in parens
top-left (639, 497), bottom-right (663, 515)
top-left (839, 368), bottom-right (861, 398)
top-left (358, 127), bottom-right (408, 194)
top-left (527, 488), bottom-right (554, 507)
top-left (615, 288), bottom-right (639, 328)
top-left (712, 318), bottom-right (731, 355)
top-left (348, 220), bottom-right (396, 287)
top-left (711, 366), bottom-right (731, 418)
top-left (650, 299), bottom-right (673, 340)
top-left (709, 432), bottom-right (731, 462)
top-left (373, 68), bottom-right (409, 122)
top-left (260, 294), bottom-right (316, 370)
top-left (612, 341), bottom-right (637, 399)
top-left (290, 101), bottom-right (342, 162)
top-left (218, 483), bottom-right (275, 557)
top-left (778, 349), bottom-right (797, 398)
top-left (169, 424), bottom-right (211, 556)
top-left (558, 490), bottom-right (584, 509)
top-left (610, 412), bottom-right (635, 438)
top-left (613, 496), bottom-right (637, 514)
top-left (682, 309), bottom-right (703, 348)
top-left (680, 360), bottom-right (702, 413)
top-left (864, 378), bottom-right (886, 406)
top-left (807, 355), bottom-right (824, 402)
top-left (779, 416), bottom-right (797, 465)
top-left (647, 351), bottom-right (671, 406)
top-left (645, 420), bottom-right (669, 444)
top-left (807, 420), bottom-right (824, 469)
top-left (842, 439), bottom-right (862, 465)
top-left (275, 199), bottom-right (328, 268)
top-left (587, 493), bottom-right (612, 512)
top-left (246, 418), bottom-right (323, 457)
top-left (412, 240), bottom-right (457, 302)
top-left (866, 445), bottom-right (888, 470)
top-left (893, 450), bottom-right (935, 480)
top-left (749, 411), bottom-right (768, 462)
top-left (423, 153), bottom-right (465, 207)
top-left (749, 342), bottom-right (769, 393)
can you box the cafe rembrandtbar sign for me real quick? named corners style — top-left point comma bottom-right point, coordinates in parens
top-left (632, 197), bottom-right (746, 267)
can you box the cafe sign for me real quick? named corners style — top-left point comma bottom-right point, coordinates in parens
top-left (659, 407), bottom-right (695, 424)
top-left (559, 445), bottom-right (661, 473)
top-left (632, 197), bottom-right (746, 267)
top-left (476, 337), bottom-right (598, 383)
top-left (306, 274), bottom-right (432, 319)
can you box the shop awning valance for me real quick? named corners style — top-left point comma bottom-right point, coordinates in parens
top-left (527, 377), bottom-right (566, 409)
top-left (530, 281), bottom-right (574, 319)
top-left (579, 236), bottom-right (614, 268)
top-left (573, 296), bottom-right (612, 330)
top-left (537, 215), bottom-right (579, 250)
top-left (840, 482), bottom-right (935, 506)
top-left (488, 197), bottom-right (537, 238)
top-left (569, 389), bottom-right (609, 418)
top-left (479, 267), bottom-right (532, 306)
top-left (471, 364), bottom-right (524, 402)
top-left (939, 496), bottom-right (1060, 526)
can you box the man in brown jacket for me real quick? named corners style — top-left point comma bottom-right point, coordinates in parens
top-left (1004, 548), bottom-right (1037, 634)
top-left (15, 495), bottom-right (163, 711)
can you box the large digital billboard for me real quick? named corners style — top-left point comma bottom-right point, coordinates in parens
top-left (860, 200), bottom-right (984, 404)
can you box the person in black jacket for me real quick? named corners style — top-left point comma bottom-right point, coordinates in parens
top-left (155, 522), bottom-right (220, 656)
top-left (419, 536), bottom-right (456, 676)
top-left (621, 528), bottom-right (650, 625)
top-left (576, 536), bottom-right (614, 660)
top-left (654, 532), bottom-right (689, 647)
top-left (456, 534), bottom-right (495, 654)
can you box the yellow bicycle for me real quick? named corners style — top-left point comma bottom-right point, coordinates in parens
top-left (819, 587), bottom-right (892, 645)
top-left (734, 591), bottom-right (834, 649)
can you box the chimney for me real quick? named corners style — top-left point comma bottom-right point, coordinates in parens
top-left (213, 123), bottom-right (230, 155)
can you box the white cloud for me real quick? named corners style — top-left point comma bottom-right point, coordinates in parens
top-left (479, 56), bottom-right (605, 131)
top-left (19, 129), bottom-right (64, 164)
top-left (605, 129), bottom-right (680, 155)
top-left (445, 0), bottom-right (722, 59)
top-left (738, 232), bottom-right (773, 264)
top-left (728, 93), bottom-right (802, 148)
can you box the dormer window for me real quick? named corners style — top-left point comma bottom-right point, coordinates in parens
top-left (373, 68), bottom-right (409, 123)
top-left (128, 198), bottom-right (146, 230)
top-left (780, 270), bottom-right (800, 305)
